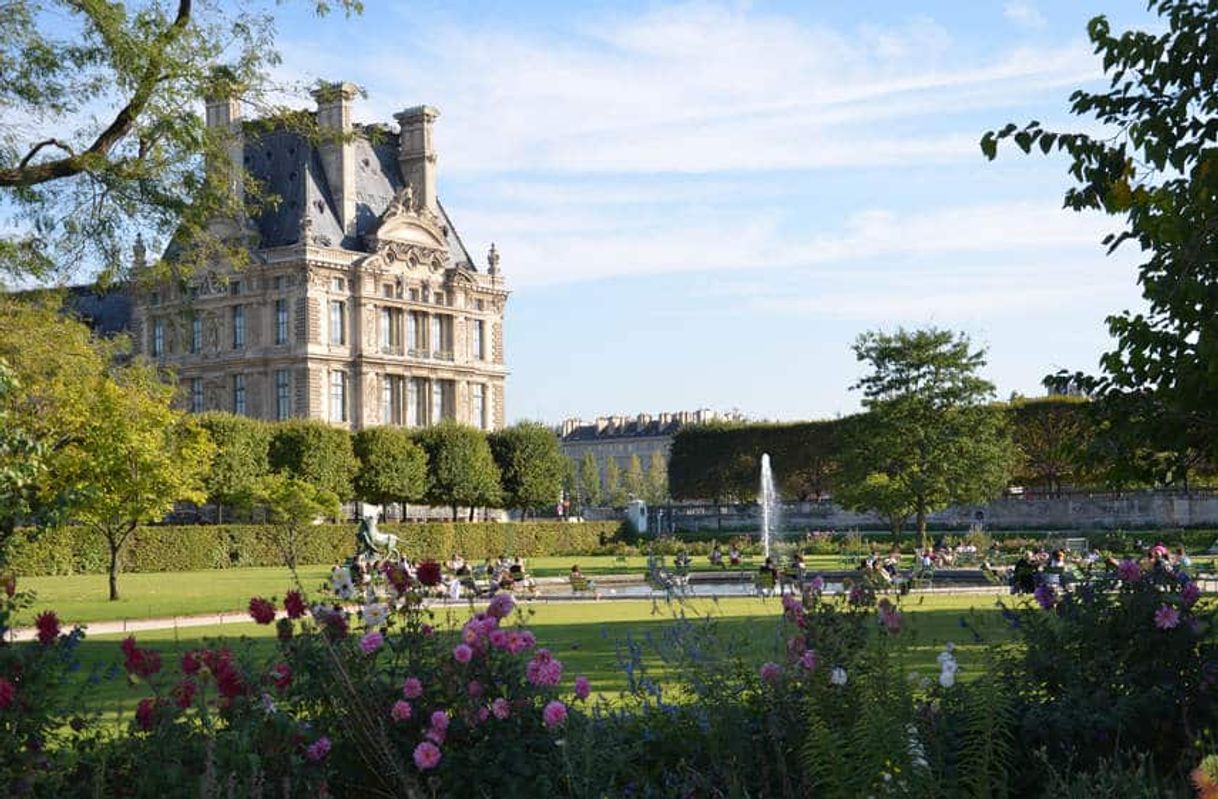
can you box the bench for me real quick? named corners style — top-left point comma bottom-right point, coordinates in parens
top-left (911, 568), bottom-right (935, 591)
top-left (569, 574), bottom-right (596, 595)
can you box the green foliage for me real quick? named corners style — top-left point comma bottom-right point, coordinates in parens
top-left (195, 412), bottom-right (271, 512)
top-left (414, 422), bottom-right (502, 519)
top-left (352, 426), bottom-right (426, 507)
top-left (1007, 396), bottom-right (1093, 493)
top-left (488, 422), bottom-right (566, 515)
top-left (0, 360), bottom-right (45, 558)
top-left (268, 419), bottom-right (358, 501)
top-left (644, 450), bottom-right (669, 504)
top-left (246, 472), bottom-right (342, 571)
top-left (577, 452), bottom-right (602, 508)
top-left (838, 328), bottom-right (1016, 547)
top-left (5, 521), bottom-right (626, 575)
top-left (623, 453), bottom-right (645, 500)
top-left (602, 457), bottom-right (625, 507)
top-left (984, 1), bottom-right (1218, 492)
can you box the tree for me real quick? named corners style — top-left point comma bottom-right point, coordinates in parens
top-left (0, 0), bottom-right (361, 285)
top-left (0, 361), bottom-right (46, 562)
top-left (247, 472), bottom-right (341, 572)
top-left (52, 363), bottom-right (214, 599)
top-left (645, 451), bottom-right (669, 505)
top-left (413, 422), bottom-right (501, 521)
top-left (195, 412), bottom-right (271, 521)
top-left (838, 328), bottom-right (1015, 548)
top-left (578, 452), bottom-right (602, 508)
top-left (352, 426), bottom-right (427, 510)
top-left (834, 470), bottom-right (914, 538)
top-left (603, 458), bottom-right (626, 507)
top-left (488, 422), bottom-right (566, 518)
top-left (268, 420), bottom-right (358, 501)
top-left (1007, 397), bottom-right (1094, 494)
top-left (623, 454), bottom-right (645, 500)
top-left (982, 1), bottom-right (1218, 485)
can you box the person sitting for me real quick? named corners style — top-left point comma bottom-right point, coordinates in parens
top-left (675, 550), bottom-right (692, 569)
top-left (883, 548), bottom-right (901, 578)
top-left (728, 545), bottom-right (742, 567)
top-left (448, 553), bottom-right (468, 576)
top-left (709, 544), bottom-right (724, 568)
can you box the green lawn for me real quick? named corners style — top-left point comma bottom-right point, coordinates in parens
top-left (17, 556), bottom-right (916, 626)
top-left (67, 594), bottom-right (1012, 719)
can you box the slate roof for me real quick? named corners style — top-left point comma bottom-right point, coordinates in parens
top-left (242, 126), bottom-right (475, 268)
top-left (63, 286), bottom-right (132, 336)
top-left (562, 418), bottom-right (684, 442)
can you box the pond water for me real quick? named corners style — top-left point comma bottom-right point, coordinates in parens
top-left (589, 581), bottom-right (846, 599)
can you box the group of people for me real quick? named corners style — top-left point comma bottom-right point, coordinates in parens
top-left (349, 551), bottom-right (537, 600)
top-left (1009, 542), bottom-right (1195, 594)
top-left (708, 543), bottom-right (744, 567)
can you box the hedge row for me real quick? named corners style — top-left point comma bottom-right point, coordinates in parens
top-left (5, 521), bottom-right (627, 576)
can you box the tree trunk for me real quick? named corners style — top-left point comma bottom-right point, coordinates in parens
top-left (916, 506), bottom-right (928, 552)
top-left (452, 504), bottom-right (459, 522)
top-left (108, 539), bottom-right (121, 601)
top-left (468, 506), bottom-right (475, 522)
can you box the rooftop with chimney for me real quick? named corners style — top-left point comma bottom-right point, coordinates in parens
top-left (557, 409), bottom-right (747, 441)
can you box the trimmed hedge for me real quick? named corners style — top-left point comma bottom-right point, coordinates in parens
top-left (5, 521), bottom-right (626, 576)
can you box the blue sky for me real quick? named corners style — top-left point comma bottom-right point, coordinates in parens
top-left (268, 0), bottom-right (1154, 424)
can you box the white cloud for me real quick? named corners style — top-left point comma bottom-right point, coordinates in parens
top-left (1004, 1), bottom-right (1048, 30)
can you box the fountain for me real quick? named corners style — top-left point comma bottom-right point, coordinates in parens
top-left (758, 453), bottom-right (780, 560)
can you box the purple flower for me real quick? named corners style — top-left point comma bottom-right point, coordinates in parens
top-left (413, 741), bottom-right (441, 770)
top-left (402, 677), bottom-right (423, 699)
top-left (1181, 581), bottom-right (1202, 608)
top-left (360, 631), bottom-right (384, 654)
top-left (542, 700), bottom-right (568, 728)
top-left (1154, 604), bottom-right (1180, 630)
top-left (1033, 583), bottom-right (1056, 610)
top-left (574, 675), bottom-right (591, 701)
top-left (808, 575), bottom-right (825, 592)
top-left (1117, 559), bottom-right (1141, 584)
top-left (305, 736), bottom-right (331, 762)
top-left (453, 643), bottom-right (473, 664)
top-left (798, 650), bottom-right (818, 671)
top-left (487, 593), bottom-right (515, 619)
top-left (759, 661), bottom-right (782, 684)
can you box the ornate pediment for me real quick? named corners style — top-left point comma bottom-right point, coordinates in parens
top-left (366, 184), bottom-right (448, 253)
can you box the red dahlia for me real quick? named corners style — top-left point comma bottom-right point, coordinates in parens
top-left (283, 590), bottom-right (307, 619)
top-left (248, 596), bottom-right (276, 625)
top-left (416, 560), bottom-right (443, 587)
top-left (34, 610), bottom-right (60, 646)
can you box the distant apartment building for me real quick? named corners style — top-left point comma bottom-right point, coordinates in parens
top-left (557, 409), bottom-right (746, 483)
top-left (130, 83), bottom-right (508, 430)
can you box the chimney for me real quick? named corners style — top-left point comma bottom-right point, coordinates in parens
top-left (312, 81), bottom-right (359, 239)
top-left (204, 73), bottom-right (244, 215)
top-left (595, 416), bottom-right (609, 433)
top-left (395, 105), bottom-right (440, 214)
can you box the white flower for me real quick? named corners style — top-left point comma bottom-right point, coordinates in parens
top-left (937, 646), bottom-right (959, 689)
top-left (361, 602), bottom-right (389, 628)
top-left (938, 669), bottom-right (956, 689)
top-left (331, 566), bottom-right (354, 598)
top-left (260, 692), bottom-right (277, 715)
top-left (906, 723), bottom-right (929, 769)
top-left (829, 666), bottom-right (848, 686)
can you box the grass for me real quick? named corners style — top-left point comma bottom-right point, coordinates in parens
top-left (66, 593), bottom-right (1013, 719)
top-left (16, 556), bottom-right (916, 626)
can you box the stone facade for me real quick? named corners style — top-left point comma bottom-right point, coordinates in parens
top-left (558, 409), bottom-right (745, 483)
top-left (131, 84), bottom-right (508, 430)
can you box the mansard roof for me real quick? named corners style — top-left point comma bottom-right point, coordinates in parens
top-left (243, 127), bottom-right (474, 268)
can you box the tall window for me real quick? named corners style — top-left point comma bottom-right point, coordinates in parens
top-left (471, 383), bottom-right (486, 429)
top-left (430, 315), bottom-right (442, 357)
top-left (407, 378), bottom-right (421, 426)
top-left (329, 370), bottom-right (347, 422)
top-left (275, 370), bottom-right (291, 420)
top-left (151, 319), bottom-right (164, 356)
top-left (191, 317), bottom-right (202, 353)
top-left (471, 319), bottom-right (485, 361)
top-left (232, 305), bottom-right (245, 349)
top-left (233, 374), bottom-right (246, 415)
top-left (430, 380), bottom-right (443, 425)
top-left (382, 375), bottom-right (404, 425)
top-left (190, 378), bottom-right (204, 413)
top-left (407, 312), bottom-right (421, 354)
top-left (329, 300), bottom-right (345, 345)
top-left (275, 299), bottom-right (288, 345)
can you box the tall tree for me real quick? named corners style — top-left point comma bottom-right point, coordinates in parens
top-left (52, 363), bottom-right (214, 600)
top-left (0, 0), bottom-right (361, 285)
top-left (247, 472), bottom-right (341, 573)
top-left (838, 328), bottom-right (1015, 548)
top-left (268, 420), bottom-right (358, 501)
top-left (195, 412), bottom-right (271, 521)
top-left (0, 360), bottom-right (45, 562)
top-left (413, 422), bottom-right (501, 521)
top-left (623, 454), bottom-right (645, 500)
top-left (603, 458), bottom-right (625, 507)
top-left (352, 426), bottom-right (427, 509)
top-left (645, 451), bottom-right (669, 505)
top-left (983, 1), bottom-right (1218, 485)
top-left (578, 452), bottom-right (602, 508)
top-left (488, 422), bottom-right (565, 519)
top-left (1007, 396), bottom-right (1094, 495)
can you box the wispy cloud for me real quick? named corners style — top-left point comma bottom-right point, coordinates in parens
top-left (1004, 1), bottom-right (1048, 30)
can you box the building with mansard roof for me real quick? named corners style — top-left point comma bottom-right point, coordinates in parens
top-left (130, 83), bottom-right (508, 430)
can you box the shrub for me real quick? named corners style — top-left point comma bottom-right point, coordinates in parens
top-left (5, 522), bottom-right (627, 576)
top-left (352, 427), bottom-right (427, 507)
top-left (268, 420), bottom-right (358, 501)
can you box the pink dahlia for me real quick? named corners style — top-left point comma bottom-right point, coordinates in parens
top-left (284, 590), bottom-right (307, 620)
top-left (526, 649), bottom-right (563, 687)
top-left (413, 740), bottom-right (442, 770)
top-left (492, 697), bottom-right (511, 720)
top-left (403, 677), bottom-right (424, 699)
top-left (799, 650), bottom-right (818, 671)
top-left (489, 628), bottom-right (509, 649)
top-left (1154, 604), bottom-right (1181, 630)
top-left (430, 709), bottom-right (450, 732)
top-left (305, 736), bottom-right (331, 762)
top-left (360, 631), bottom-right (384, 654)
top-left (574, 675), bottom-right (591, 701)
top-left (488, 593), bottom-right (515, 618)
top-left (542, 699), bottom-right (568, 729)
top-left (453, 643), bottom-right (473, 664)
top-left (760, 661), bottom-right (782, 683)
top-left (34, 610), bottom-right (60, 646)
top-left (248, 597), bottom-right (276, 625)
top-left (391, 700), bottom-right (413, 722)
